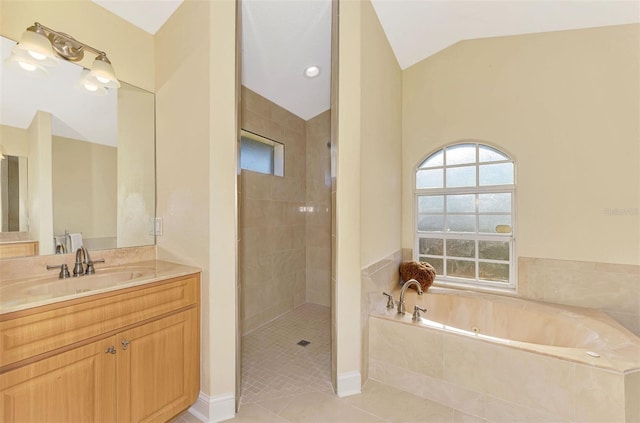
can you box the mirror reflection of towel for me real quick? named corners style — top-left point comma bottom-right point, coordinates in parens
top-left (69, 233), bottom-right (83, 251)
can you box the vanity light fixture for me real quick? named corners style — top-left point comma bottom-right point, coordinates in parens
top-left (6, 22), bottom-right (120, 89)
top-left (304, 65), bottom-right (320, 78)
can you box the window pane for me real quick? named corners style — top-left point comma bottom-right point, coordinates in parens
top-left (418, 215), bottom-right (444, 232)
top-left (479, 240), bottom-right (510, 261)
top-left (421, 257), bottom-right (443, 274)
top-left (416, 168), bottom-right (443, 189)
top-left (447, 194), bottom-right (475, 213)
top-left (446, 215), bottom-right (475, 232)
top-left (446, 166), bottom-right (476, 188)
top-left (479, 145), bottom-right (509, 162)
top-left (241, 137), bottom-right (274, 174)
top-left (479, 163), bottom-right (514, 186)
top-left (478, 193), bottom-right (511, 213)
top-left (479, 263), bottom-right (509, 283)
top-left (447, 259), bottom-right (475, 279)
top-left (446, 144), bottom-right (476, 165)
top-left (418, 196), bottom-right (444, 213)
top-left (419, 238), bottom-right (443, 256)
top-left (479, 215), bottom-right (512, 233)
top-left (419, 150), bottom-right (443, 168)
top-left (447, 239), bottom-right (475, 258)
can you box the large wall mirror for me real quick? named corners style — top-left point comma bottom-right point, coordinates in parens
top-left (0, 35), bottom-right (155, 257)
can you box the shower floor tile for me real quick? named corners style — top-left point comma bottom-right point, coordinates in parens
top-left (240, 303), bottom-right (333, 404)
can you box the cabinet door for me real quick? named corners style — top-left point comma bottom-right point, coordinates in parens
top-left (0, 337), bottom-right (117, 423)
top-left (117, 308), bottom-right (199, 423)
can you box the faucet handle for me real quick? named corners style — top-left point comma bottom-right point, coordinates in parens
top-left (85, 258), bottom-right (105, 275)
top-left (382, 292), bottom-right (395, 309)
top-left (47, 264), bottom-right (71, 279)
top-left (412, 305), bottom-right (427, 322)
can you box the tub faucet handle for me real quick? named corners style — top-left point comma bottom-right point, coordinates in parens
top-left (382, 292), bottom-right (395, 309)
top-left (412, 305), bottom-right (427, 322)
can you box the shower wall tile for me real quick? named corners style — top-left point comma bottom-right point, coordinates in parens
top-left (240, 88), bottom-right (308, 335)
top-left (305, 110), bottom-right (331, 307)
top-left (242, 109), bottom-right (284, 142)
top-left (519, 257), bottom-right (640, 336)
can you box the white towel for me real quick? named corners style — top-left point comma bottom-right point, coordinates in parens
top-left (69, 232), bottom-right (83, 251)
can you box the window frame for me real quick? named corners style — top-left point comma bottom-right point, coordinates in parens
top-left (240, 129), bottom-right (285, 177)
top-left (414, 142), bottom-right (516, 292)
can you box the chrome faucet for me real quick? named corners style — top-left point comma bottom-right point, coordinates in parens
top-left (397, 279), bottom-right (423, 314)
top-left (73, 246), bottom-right (105, 276)
top-left (73, 247), bottom-right (88, 277)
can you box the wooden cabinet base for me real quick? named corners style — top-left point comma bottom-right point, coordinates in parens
top-left (0, 273), bottom-right (200, 423)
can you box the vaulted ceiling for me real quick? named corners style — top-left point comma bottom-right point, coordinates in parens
top-left (93, 0), bottom-right (640, 121)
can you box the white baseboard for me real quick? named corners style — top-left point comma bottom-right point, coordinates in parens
top-left (188, 391), bottom-right (235, 422)
top-left (336, 371), bottom-right (361, 397)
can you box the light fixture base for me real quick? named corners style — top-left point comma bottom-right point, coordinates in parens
top-left (48, 32), bottom-right (84, 61)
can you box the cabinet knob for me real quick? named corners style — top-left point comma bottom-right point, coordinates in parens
top-left (121, 340), bottom-right (130, 350)
top-left (105, 346), bottom-right (117, 354)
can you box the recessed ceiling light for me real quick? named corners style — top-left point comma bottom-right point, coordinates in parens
top-left (304, 65), bottom-right (320, 78)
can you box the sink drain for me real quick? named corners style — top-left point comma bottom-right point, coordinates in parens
top-left (471, 326), bottom-right (480, 333)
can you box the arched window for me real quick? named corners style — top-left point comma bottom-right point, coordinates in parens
top-left (415, 142), bottom-right (515, 290)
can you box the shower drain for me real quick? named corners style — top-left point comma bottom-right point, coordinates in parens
top-left (297, 340), bottom-right (311, 347)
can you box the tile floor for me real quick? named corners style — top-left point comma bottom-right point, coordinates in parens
top-left (174, 303), bottom-right (481, 422)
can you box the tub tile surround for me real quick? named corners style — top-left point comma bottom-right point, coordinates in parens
top-left (363, 251), bottom-right (640, 422)
top-left (369, 317), bottom-right (639, 422)
top-left (360, 250), bottom-right (403, 383)
top-left (519, 257), bottom-right (640, 336)
top-left (0, 245), bottom-right (156, 282)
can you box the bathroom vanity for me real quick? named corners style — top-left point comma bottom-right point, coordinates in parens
top-left (0, 261), bottom-right (200, 422)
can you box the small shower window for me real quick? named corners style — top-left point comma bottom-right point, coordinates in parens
top-left (240, 130), bottom-right (284, 177)
top-left (415, 142), bottom-right (516, 291)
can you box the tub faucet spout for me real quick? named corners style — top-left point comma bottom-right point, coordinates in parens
top-left (397, 279), bottom-right (423, 315)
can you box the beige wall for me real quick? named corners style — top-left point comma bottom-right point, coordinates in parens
top-left (155, 0), bottom-right (212, 395)
top-left (0, 0), bottom-right (154, 91)
top-left (360, 1), bottom-right (403, 268)
top-left (117, 84), bottom-right (155, 249)
top-left (27, 112), bottom-right (53, 255)
top-left (52, 136), bottom-right (117, 244)
top-left (402, 24), bottom-right (640, 266)
top-left (0, 125), bottom-right (29, 157)
top-left (334, 0), bottom-right (404, 395)
top-left (334, 0), bottom-right (363, 395)
top-left (155, 0), bottom-right (238, 415)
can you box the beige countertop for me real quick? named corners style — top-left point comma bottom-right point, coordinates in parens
top-left (0, 260), bottom-right (201, 315)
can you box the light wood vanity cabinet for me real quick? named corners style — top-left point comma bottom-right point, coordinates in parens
top-left (0, 273), bottom-right (200, 423)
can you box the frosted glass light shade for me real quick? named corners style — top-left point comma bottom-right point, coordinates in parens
top-left (88, 55), bottom-right (120, 88)
top-left (4, 52), bottom-right (49, 76)
top-left (78, 70), bottom-right (108, 96)
top-left (12, 28), bottom-right (58, 67)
